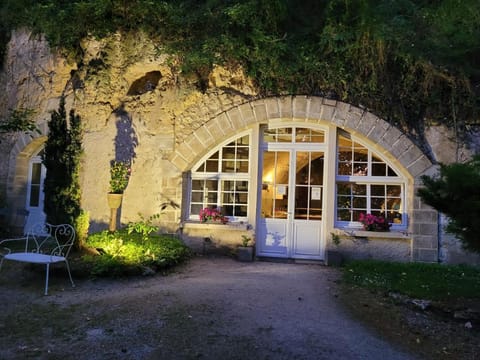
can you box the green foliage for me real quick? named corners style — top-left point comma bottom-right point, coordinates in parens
top-left (0, 108), bottom-right (39, 136)
top-left (109, 160), bottom-right (131, 194)
top-left (0, 0), bottom-right (478, 144)
top-left (241, 234), bottom-right (251, 247)
top-left (43, 97), bottom-right (84, 231)
top-left (126, 213), bottom-right (160, 241)
top-left (74, 210), bottom-right (90, 250)
top-left (418, 156), bottom-right (480, 253)
top-left (343, 260), bottom-right (480, 300)
top-left (83, 229), bottom-right (191, 277)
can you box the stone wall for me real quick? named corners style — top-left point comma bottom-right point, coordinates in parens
top-left (1, 30), bottom-right (479, 264)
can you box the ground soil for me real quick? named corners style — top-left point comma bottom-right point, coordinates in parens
top-left (0, 255), bottom-right (478, 359)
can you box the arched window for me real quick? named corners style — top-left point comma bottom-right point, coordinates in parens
top-left (189, 133), bottom-right (251, 222)
top-left (335, 131), bottom-right (406, 229)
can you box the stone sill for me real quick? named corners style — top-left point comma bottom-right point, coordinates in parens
top-left (334, 228), bottom-right (410, 240)
top-left (182, 221), bottom-right (249, 231)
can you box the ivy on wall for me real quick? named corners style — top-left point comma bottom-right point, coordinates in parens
top-left (0, 0), bottom-right (478, 154)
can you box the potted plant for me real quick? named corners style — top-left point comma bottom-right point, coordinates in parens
top-left (199, 207), bottom-right (228, 224)
top-left (237, 234), bottom-right (254, 262)
top-left (359, 213), bottom-right (391, 232)
top-left (108, 160), bottom-right (131, 231)
top-left (326, 232), bottom-right (343, 266)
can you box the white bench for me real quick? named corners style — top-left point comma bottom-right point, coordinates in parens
top-left (0, 223), bottom-right (76, 295)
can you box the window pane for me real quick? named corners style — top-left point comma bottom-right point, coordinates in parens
top-left (237, 160), bottom-right (249, 173)
top-left (205, 158), bottom-right (219, 172)
top-left (387, 166), bottom-right (397, 176)
top-left (295, 128), bottom-right (325, 143)
top-left (223, 147), bottom-right (235, 159)
top-left (353, 197), bottom-right (366, 208)
top-left (372, 163), bottom-right (387, 176)
top-left (371, 185), bottom-right (385, 196)
top-left (192, 180), bottom-right (204, 190)
top-left (264, 128), bottom-right (293, 143)
top-left (190, 204), bottom-right (203, 216)
top-left (29, 185), bottom-right (40, 207)
top-left (237, 147), bottom-right (249, 159)
top-left (31, 163), bottom-right (42, 184)
top-left (371, 197), bottom-right (384, 209)
top-left (191, 192), bottom-right (203, 202)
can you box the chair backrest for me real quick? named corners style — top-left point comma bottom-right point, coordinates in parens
top-left (29, 223), bottom-right (76, 258)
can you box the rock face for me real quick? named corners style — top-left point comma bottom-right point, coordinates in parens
top-left (0, 30), bottom-right (257, 234)
top-left (0, 30), bottom-right (478, 264)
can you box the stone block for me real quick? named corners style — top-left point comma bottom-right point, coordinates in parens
top-left (253, 102), bottom-right (268, 122)
top-left (378, 126), bottom-right (403, 152)
top-left (265, 98), bottom-right (280, 119)
top-left (169, 153), bottom-right (188, 171)
top-left (227, 106), bottom-right (245, 129)
top-left (343, 107), bottom-right (363, 130)
top-left (322, 98), bottom-right (337, 107)
top-left (390, 135), bottom-right (412, 158)
top-left (292, 96), bottom-right (309, 118)
top-left (175, 142), bottom-right (195, 163)
top-left (398, 146), bottom-right (423, 168)
top-left (279, 96), bottom-right (293, 118)
top-left (414, 248), bottom-right (438, 263)
top-left (206, 118), bottom-right (226, 139)
top-left (239, 102), bottom-right (256, 125)
top-left (407, 155), bottom-right (433, 178)
top-left (216, 112), bottom-right (234, 134)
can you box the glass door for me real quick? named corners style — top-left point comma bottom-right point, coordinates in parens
top-left (24, 153), bottom-right (46, 233)
top-left (257, 147), bottom-right (325, 259)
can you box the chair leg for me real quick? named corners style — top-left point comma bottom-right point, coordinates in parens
top-left (64, 260), bottom-right (75, 288)
top-left (45, 263), bottom-right (50, 296)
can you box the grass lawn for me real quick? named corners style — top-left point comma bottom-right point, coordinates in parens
top-left (342, 260), bottom-right (480, 300)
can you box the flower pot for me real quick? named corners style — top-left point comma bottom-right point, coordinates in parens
top-left (237, 246), bottom-right (254, 262)
top-left (326, 250), bottom-right (343, 267)
top-left (107, 193), bottom-right (123, 209)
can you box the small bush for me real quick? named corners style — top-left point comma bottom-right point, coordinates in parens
top-left (418, 156), bottom-right (480, 253)
top-left (82, 229), bottom-right (191, 277)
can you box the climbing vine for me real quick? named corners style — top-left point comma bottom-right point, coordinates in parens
top-left (0, 0), bottom-right (478, 151)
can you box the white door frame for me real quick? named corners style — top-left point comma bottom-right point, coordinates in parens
top-left (24, 152), bottom-right (46, 234)
top-left (256, 139), bottom-right (327, 260)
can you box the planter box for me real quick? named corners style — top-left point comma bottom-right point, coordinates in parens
top-left (237, 246), bottom-right (254, 262)
top-left (326, 250), bottom-right (343, 267)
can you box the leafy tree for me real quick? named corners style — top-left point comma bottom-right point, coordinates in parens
top-left (43, 97), bottom-right (83, 233)
top-left (417, 156), bottom-right (480, 253)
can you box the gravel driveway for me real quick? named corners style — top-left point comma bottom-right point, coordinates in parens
top-left (0, 256), bottom-right (417, 359)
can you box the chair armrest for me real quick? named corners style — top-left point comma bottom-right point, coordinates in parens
top-left (0, 236), bottom-right (39, 253)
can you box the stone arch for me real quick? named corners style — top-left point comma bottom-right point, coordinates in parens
top-left (171, 96), bottom-right (433, 177)
top-left (171, 96), bottom-right (439, 262)
top-left (5, 122), bottom-right (48, 232)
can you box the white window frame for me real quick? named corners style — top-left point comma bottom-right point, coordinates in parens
top-left (335, 131), bottom-right (408, 231)
top-left (188, 131), bottom-right (251, 222)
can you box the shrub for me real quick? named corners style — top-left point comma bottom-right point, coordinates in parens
top-left (82, 229), bottom-right (191, 277)
top-left (417, 156), bottom-right (480, 253)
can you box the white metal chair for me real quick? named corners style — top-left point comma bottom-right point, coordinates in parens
top-left (0, 223), bottom-right (76, 295)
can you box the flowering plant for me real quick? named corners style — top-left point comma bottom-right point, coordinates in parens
top-left (199, 207), bottom-right (228, 224)
top-left (110, 161), bottom-right (131, 194)
top-left (358, 213), bottom-right (391, 231)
